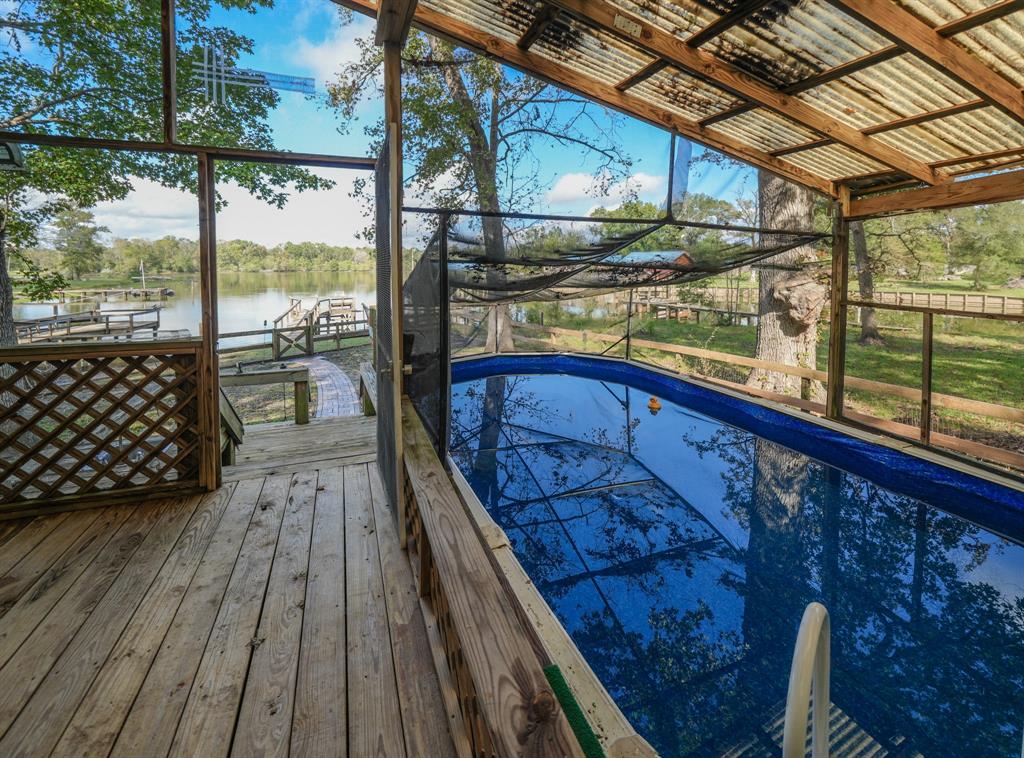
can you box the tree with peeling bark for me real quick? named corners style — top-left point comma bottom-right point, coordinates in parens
top-left (0, 0), bottom-right (333, 346)
top-left (746, 171), bottom-right (828, 401)
top-left (328, 19), bottom-right (630, 351)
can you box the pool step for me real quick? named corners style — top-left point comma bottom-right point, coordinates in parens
top-left (720, 700), bottom-right (918, 757)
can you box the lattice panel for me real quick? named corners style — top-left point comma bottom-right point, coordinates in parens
top-left (0, 349), bottom-right (202, 504)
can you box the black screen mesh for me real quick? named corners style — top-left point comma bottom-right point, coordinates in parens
top-left (402, 214), bottom-right (450, 458)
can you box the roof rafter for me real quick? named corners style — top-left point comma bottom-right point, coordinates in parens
top-left (825, 0), bottom-right (1024, 126)
top-left (546, 0), bottom-right (942, 185)
top-left (615, 58), bottom-right (669, 91)
top-left (332, 0), bottom-right (836, 195)
top-left (517, 4), bottom-right (560, 51)
top-left (698, 2), bottom-right (1021, 128)
top-left (685, 0), bottom-right (775, 48)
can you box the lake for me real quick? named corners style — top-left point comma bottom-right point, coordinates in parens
top-left (14, 270), bottom-right (377, 348)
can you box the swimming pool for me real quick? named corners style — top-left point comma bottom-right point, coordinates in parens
top-left (449, 355), bottom-right (1024, 757)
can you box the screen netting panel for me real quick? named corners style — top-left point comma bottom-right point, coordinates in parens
top-left (375, 134), bottom-right (397, 508)
top-left (403, 213), bottom-right (450, 458)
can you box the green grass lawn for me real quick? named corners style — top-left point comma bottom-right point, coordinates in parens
top-left (526, 310), bottom-right (1024, 411)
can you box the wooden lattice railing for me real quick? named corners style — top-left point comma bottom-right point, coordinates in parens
top-left (1, 340), bottom-right (213, 511)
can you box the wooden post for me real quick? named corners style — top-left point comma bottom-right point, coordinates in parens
top-left (384, 43), bottom-right (407, 547)
top-left (826, 195), bottom-right (850, 420)
top-left (920, 311), bottom-right (934, 444)
top-left (197, 153), bottom-right (221, 489)
top-left (160, 0), bottom-right (176, 143)
top-left (295, 379), bottom-right (309, 425)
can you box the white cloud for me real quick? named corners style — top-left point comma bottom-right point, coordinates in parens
top-left (288, 15), bottom-right (375, 89)
top-left (91, 170), bottom-right (372, 247)
top-left (545, 171), bottom-right (666, 206)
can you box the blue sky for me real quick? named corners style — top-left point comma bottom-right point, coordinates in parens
top-left (96, 0), bottom-right (756, 245)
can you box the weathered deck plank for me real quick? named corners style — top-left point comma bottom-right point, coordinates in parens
top-left (0, 417), bottom-right (458, 758)
top-left (290, 466), bottom-right (347, 758)
top-left (50, 485), bottom-right (237, 758)
top-left (345, 463), bottom-right (407, 758)
top-left (110, 478), bottom-right (264, 758)
top-left (169, 474), bottom-right (291, 758)
top-left (233, 471), bottom-right (317, 757)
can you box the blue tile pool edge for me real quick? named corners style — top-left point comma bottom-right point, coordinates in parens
top-left (451, 353), bottom-right (1024, 544)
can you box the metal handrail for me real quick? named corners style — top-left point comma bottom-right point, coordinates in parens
top-left (783, 602), bottom-right (831, 758)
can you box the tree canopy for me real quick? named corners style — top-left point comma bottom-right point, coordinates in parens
top-left (0, 0), bottom-right (334, 342)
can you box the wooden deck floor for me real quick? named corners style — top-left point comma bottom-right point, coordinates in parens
top-left (0, 421), bottom-right (457, 757)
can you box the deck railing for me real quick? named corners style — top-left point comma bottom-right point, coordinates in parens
top-left (0, 339), bottom-right (216, 515)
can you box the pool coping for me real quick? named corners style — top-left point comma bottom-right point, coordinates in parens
top-left (451, 351), bottom-right (1024, 544)
top-left (446, 457), bottom-right (658, 758)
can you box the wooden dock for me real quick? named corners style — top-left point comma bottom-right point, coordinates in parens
top-left (15, 307), bottom-right (162, 344)
top-left (56, 287), bottom-right (174, 303)
top-left (0, 417), bottom-right (457, 758)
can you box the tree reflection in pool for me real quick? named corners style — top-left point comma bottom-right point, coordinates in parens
top-left (449, 372), bottom-right (1024, 757)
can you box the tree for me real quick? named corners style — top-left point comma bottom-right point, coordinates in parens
top-left (329, 20), bottom-right (630, 350)
top-left (0, 0), bottom-right (334, 344)
top-left (851, 221), bottom-right (884, 345)
top-left (948, 202), bottom-right (1024, 289)
top-left (51, 208), bottom-right (107, 280)
top-left (746, 172), bottom-right (827, 399)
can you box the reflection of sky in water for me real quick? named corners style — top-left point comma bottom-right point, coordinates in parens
top-left (451, 373), bottom-right (1024, 757)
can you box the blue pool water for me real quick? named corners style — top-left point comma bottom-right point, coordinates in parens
top-left (449, 358), bottom-right (1024, 757)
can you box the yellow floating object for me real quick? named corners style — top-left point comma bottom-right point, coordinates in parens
top-left (647, 396), bottom-right (662, 414)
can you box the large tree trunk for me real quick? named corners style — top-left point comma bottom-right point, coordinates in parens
top-left (851, 221), bottom-right (884, 345)
top-left (747, 172), bottom-right (826, 399)
top-left (0, 226), bottom-right (16, 347)
top-left (433, 42), bottom-right (514, 352)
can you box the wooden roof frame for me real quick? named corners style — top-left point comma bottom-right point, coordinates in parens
top-left (339, 0), bottom-right (1024, 218)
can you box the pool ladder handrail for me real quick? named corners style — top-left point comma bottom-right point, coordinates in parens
top-left (783, 602), bottom-right (831, 758)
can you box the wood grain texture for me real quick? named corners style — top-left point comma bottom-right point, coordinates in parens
top-left (0, 508), bottom-right (102, 618)
top-left (0, 496), bottom-right (200, 757)
top-left (50, 485), bottom-right (237, 758)
top-left (368, 462), bottom-right (460, 758)
top-left (344, 463), bottom-right (406, 758)
top-left (233, 471), bottom-right (317, 757)
top-left (0, 499), bottom-right (169, 737)
top-left (168, 474), bottom-right (291, 758)
top-left (848, 169), bottom-right (1024, 218)
top-left (110, 478), bottom-right (264, 758)
top-left (402, 400), bottom-right (583, 757)
top-left (291, 466), bottom-right (347, 758)
top-left (0, 505), bottom-right (133, 668)
top-left (0, 513), bottom-right (70, 576)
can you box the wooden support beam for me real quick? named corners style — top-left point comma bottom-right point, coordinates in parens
top-left (826, 196), bottom-right (849, 421)
top-left (333, 0), bottom-right (834, 194)
top-left (517, 4), bottom-right (560, 50)
top-left (375, 0), bottom-right (418, 45)
top-left (686, 0), bottom-right (775, 48)
top-left (920, 312), bottom-right (934, 444)
top-left (847, 169), bottom-right (1024, 219)
top-left (196, 153), bottom-right (221, 490)
top-left (931, 145), bottom-right (1024, 169)
top-left (547, 0), bottom-right (942, 185)
top-left (160, 0), bottom-right (176, 143)
top-left (615, 58), bottom-right (669, 91)
top-left (826, 0), bottom-right (1024, 126)
top-left (937, 0), bottom-right (1024, 37)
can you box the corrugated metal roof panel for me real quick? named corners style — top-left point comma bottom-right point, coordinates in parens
top-left (414, 0), bottom-right (1024, 193)
top-left (785, 144), bottom-right (890, 180)
top-left (632, 66), bottom-right (743, 122)
top-left (714, 108), bottom-right (819, 152)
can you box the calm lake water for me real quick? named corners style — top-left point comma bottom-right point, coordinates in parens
top-left (14, 271), bottom-right (376, 347)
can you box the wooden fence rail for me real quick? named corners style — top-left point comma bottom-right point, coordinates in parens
top-left (0, 339), bottom-right (213, 516)
top-left (219, 366), bottom-right (311, 425)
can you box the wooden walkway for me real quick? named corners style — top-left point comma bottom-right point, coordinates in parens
top-left (0, 419), bottom-right (457, 758)
top-left (290, 356), bottom-right (361, 418)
